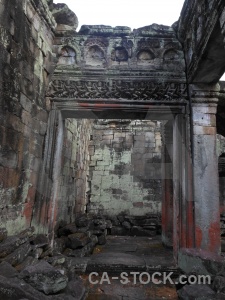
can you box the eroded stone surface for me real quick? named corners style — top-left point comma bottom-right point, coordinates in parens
top-left (19, 260), bottom-right (68, 295)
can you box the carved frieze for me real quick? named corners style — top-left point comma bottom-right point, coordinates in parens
top-left (49, 80), bottom-right (187, 101)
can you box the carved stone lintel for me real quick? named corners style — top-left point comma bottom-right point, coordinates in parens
top-left (49, 80), bottom-right (187, 101)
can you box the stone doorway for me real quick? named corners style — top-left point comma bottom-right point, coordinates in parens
top-left (32, 99), bottom-right (193, 263)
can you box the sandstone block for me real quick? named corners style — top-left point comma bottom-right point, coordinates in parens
top-left (177, 284), bottom-right (215, 300)
top-left (2, 241), bottom-right (32, 267)
top-left (67, 233), bottom-right (89, 250)
top-left (58, 223), bottom-right (77, 237)
top-left (20, 260), bottom-right (68, 295)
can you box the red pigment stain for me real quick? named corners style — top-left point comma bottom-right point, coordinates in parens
top-left (208, 222), bottom-right (221, 253)
top-left (23, 201), bottom-right (33, 224)
top-left (195, 226), bottom-right (203, 249)
top-left (23, 187), bottom-right (36, 224)
top-left (40, 202), bottom-right (47, 225)
top-left (187, 201), bottom-right (195, 248)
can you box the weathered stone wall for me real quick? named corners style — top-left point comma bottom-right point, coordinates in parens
top-left (88, 120), bottom-right (162, 216)
top-left (177, 0), bottom-right (225, 83)
top-left (0, 0), bottom-right (57, 234)
top-left (57, 119), bottom-right (93, 225)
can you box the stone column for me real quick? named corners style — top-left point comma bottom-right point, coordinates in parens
top-left (173, 112), bottom-right (195, 260)
top-left (31, 109), bottom-right (64, 245)
top-left (161, 121), bottom-right (173, 248)
top-left (190, 83), bottom-right (220, 254)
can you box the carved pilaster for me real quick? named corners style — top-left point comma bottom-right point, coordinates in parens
top-left (190, 83), bottom-right (220, 254)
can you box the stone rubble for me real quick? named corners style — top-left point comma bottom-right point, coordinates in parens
top-left (0, 226), bottom-right (87, 299)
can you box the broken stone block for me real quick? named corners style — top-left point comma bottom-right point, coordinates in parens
top-left (45, 255), bottom-right (66, 267)
top-left (58, 223), bottom-right (77, 237)
top-left (0, 235), bottom-right (30, 258)
top-left (64, 257), bottom-right (90, 276)
top-left (0, 261), bottom-right (18, 278)
top-left (122, 221), bottom-right (132, 230)
top-left (177, 284), bottom-right (216, 300)
top-left (31, 247), bottom-right (43, 259)
top-left (19, 260), bottom-right (68, 295)
top-left (54, 237), bottom-right (67, 254)
top-left (213, 275), bottom-right (225, 293)
top-left (40, 247), bottom-right (53, 258)
top-left (63, 248), bottom-right (85, 258)
top-left (64, 235), bottom-right (97, 258)
top-left (2, 241), bottom-right (32, 267)
top-left (63, 277), bottom-right (86, 300)
top-left (67, 233), bottom-right (89, 250)
top-left (75, 215), bottom-right (92, 228)
top-left (30, 234), bottom-right (49, 248)
top-left (15, 256), bottom-right (39, 272)
top-left (0, 275), bottom-right (50, 300)
top-left (76, 227), bottom-right (92, 237)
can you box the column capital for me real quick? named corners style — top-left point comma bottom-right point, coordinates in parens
top-left (189, 83), bottom-right (220, 104)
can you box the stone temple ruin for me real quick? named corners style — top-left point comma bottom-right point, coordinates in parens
top-left (1, 0), bottom-right (225, 298)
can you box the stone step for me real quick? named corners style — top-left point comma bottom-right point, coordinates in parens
top-left (86, 252), bottom-right (179, 276)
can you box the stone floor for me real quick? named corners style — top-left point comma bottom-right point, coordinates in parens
top-left (82, 236), bottom-right (179, 300)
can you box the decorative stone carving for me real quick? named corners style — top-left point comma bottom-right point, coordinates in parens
top-left (111, 47), bottom-right (128, 62)
top-left (163, 49), bottom-right (180, 61)
top-left (49, 80), bottom-right (187, 101)
top-left (58, 46), bottom-right (76, 65)
top-left (137, 50), bottom-right (155, 64)
top-left (84, 38), bottom-right (108, 48)
top-left (86, 45), bottom-right (105, 66)
top-left (137, 38), bottom-right (160, 49)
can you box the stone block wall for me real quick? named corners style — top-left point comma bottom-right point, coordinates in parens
top-left (0, 0), bottom-right (57, 234)
top-left (57, 119), bottom-right (93, 225)
top-left (88, 120), bottom-right (162, 217)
